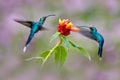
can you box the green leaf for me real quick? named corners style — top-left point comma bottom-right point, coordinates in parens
top-left (69, 41), bottom-right (91, 61)
top-left (55, 46), bottom-right (67, 67)
top-left (61, 36), bottom-right (70, 49)
top-left (25, 57), bottom-right (44, 61)
top-left (50, 32), bottom-right (60, 42)
top-left (38, 50), bottom-right (50, 59)
top-left (69, 40), bottom-right (78, 47)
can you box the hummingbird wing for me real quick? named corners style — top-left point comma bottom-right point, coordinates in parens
top-left (77, 26), bottom-right (93, 40)
top-left (14, 19), bottom-right (33, 28)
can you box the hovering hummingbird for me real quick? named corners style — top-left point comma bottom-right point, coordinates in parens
top-left (15, 14), bottom-right (55, 52)
top-left (77, 26), bottom-right (104, 60)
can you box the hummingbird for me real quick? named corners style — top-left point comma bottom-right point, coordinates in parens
top-left (15, 14), bottom-right (55, 52)
top-left (77, 26), bottom-right (104, 60)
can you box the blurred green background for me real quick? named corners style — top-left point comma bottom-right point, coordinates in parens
top-left (0, 0), bottom-right (120, 80)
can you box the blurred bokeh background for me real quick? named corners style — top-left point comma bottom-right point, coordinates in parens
top-left (0, 0), bottom-right (120, 80)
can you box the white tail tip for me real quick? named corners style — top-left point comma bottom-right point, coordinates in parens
top-left (23, 46), bottom-right (27, 53)
top-left (99, 57), bottom-right (102, 61)
top-left (88, 56), bottom-right (91, 61)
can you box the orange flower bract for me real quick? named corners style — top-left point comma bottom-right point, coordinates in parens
top-left (57, 19), bottom-right (79, 36)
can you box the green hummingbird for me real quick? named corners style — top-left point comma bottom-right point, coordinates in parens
top-left (77, 26), bottom-right (104, 60)
top-left (15, 14), bottom-right (55, 52)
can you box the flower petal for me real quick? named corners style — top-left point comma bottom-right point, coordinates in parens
top-left (66, 22), bottom-right (73, 29)
top-left (59, 19), bottom-right (65, 25)
top-left (71, 27), bottom-right (80, 32)
top-left (59, 19), bottom-right (62, 24)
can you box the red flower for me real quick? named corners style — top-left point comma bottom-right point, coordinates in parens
top-left (57, 19), bottom-right (79, 36)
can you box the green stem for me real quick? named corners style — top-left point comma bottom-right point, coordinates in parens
top-left (41, 35), bottom-right (62, 67)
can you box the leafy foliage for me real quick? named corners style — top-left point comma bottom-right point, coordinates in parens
top-left (55, 46), bottom-right (67, 67)
top-left (61, 36), bottom-right (70, 49)
top-left (27, 32), bottom-right (91, 67)
top-left (69, 41), bottom-right (91, 61)
top-left (50, 32), bottom-right (60, 42)
top-left (25, 57), bottom-right (44, 61)
top-left (39, 50), bottom-right (50, 60)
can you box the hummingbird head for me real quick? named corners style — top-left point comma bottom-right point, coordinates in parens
top-left (90, 27), bottom-right (97, 33)
top-left (39, 14), bottom-right (55, 24)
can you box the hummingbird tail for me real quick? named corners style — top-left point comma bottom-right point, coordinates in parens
top-left (23, 32), bottom-right (34, 53)
top-left (98, 36), bottom-right (104, 60)
top-left (23, 46), bottom-right (27, 53)
top-left (98, 46), bottom-right (102, 59)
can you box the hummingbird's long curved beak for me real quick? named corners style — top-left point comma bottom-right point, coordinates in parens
top-left (77, 26), bottom-right (90, 28)
top-left (45, 14), bottom-right (56, 18)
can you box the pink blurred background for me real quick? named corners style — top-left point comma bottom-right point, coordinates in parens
top-left (0, 0), bottom-right (120, 80)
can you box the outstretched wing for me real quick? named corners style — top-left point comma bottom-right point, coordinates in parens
top-left (14, 19), bottom-right (33, 28)
top-left (77, 26), bottom-right (93, 40)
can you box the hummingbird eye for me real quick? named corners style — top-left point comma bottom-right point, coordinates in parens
top-left (90, 27), bottom-right (93, 30)
top-left (90, 27), bottom-right (97, 32)
top-left (40, 17), bottom-right (46, 21)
